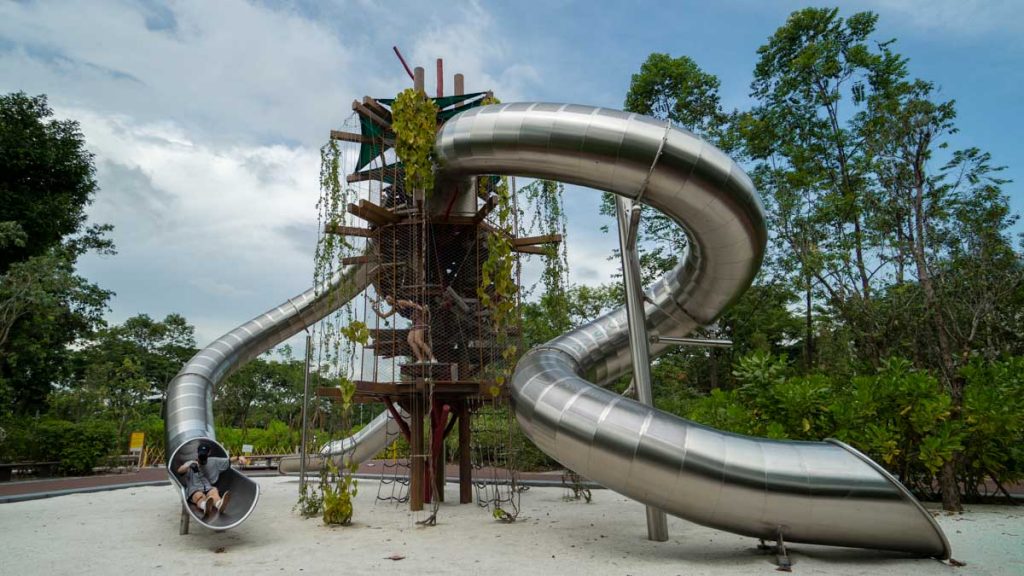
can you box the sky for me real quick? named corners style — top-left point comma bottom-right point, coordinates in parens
top-left (1, 0), bottom-right (1022, 349)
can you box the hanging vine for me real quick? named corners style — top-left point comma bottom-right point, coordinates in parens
top-left (391, 88), bottom-right (439, 196)
top-left (524, 179), bottom-right (571, 337)
top-left (297, 133), bottom-right (364, 525)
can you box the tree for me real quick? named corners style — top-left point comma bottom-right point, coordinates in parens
top-left (860, 70), bottom-right (1020, 510)
top-left (215, 351), bottom-right (305, 433)
top-left (0, 93), bottom-right (107, 274)
top-left (70, 314), bottom-right (197, 400)
top-left (624, 53), bottom-right (729, 140)
top-left (0, 92), bottom-right (113, 416)
top-left (742, 8), bottom-right (891, 365)
top-left (739, 7), bottom-right (1022, 510)
top-left (604, 53), bottom-right (733, 285)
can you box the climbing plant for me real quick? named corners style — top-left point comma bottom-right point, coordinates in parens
top-left (478, 174), bottom-right (517, 396)
top-left (523, 180), bottom-right (571, 338)
top-left (300, 134), bottom-right (363, 525)
top-left (391, 88), bottom-right (439, 196)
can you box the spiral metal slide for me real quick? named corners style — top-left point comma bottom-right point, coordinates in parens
top-left (164, 263), bottom-right (396, 530)
top-left (164, 101), bottom-right (950, 558)
top-left (435, 103), bottom-right (950, 558)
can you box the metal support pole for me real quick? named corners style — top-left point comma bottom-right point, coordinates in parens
top-left (298, 334), bottom-right (312, 494)
top-left (615, 195), bottom-right (670, 542)
top-left (179, 502), bottom-right (190, 535)
top-left (650, 335), bottom-right (733, 348)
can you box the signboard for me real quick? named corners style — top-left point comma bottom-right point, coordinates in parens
top-left (129, 432), bottom-right (145, 454)
top-left (242, 444), bottom-right (254, 454)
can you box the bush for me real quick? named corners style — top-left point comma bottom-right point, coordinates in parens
top-left (0, 417), bottom-right (35, 462)
top-left (31, 419), bottom-right (118, 474)
top-left (131, 414), bottom-right (165, 453)
top-left (215, 420), bottom-right (302, 454)
top-left (678, 353), bottom-right (1011, 497)
top-left (960, 357), bottom-right (1024, 496)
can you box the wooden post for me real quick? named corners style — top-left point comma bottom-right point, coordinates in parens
top-left (459, 400), bottom-right (472, 504)
top-left (454, 73), bottom-right (464, 96)
top-left (436, 58), bottom-right (443, 98)
top-left (434, 436), bottom-right (446, 503)
top-left (410, 398), bottom-right (425, 511)
top-left (414, 67), bottom-right (425, 94)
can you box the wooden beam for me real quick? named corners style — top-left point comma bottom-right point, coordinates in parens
top-left (347, 164), bottom-right (402, 184)
top-left (347, 202), bottom-right (395, 227)
top-left (362, 96), bottom-right (392, 123)
top-left (512, 233), bottom-right (563, 247)
top-left (324, 224), bottom-right (373, 237)
top-left (341, 255), bottom-right (371, 266)
top-left (330, 130), bottom-right (394, 146)
top-left (472, 194), bottom-right (498, 225)
top-left (352, 100), bottom-right (391, 130)
top-left (513, 245), bottom-right (548, 255)
top-left (358, 199), bottom-right (400, 224)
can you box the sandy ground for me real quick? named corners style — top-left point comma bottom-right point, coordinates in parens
top-left (1, 477), bottom-right (1021, 575)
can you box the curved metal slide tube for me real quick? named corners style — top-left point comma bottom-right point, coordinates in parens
top-left (436, 102), bottom-right (950, 558)
top-left (277, 407), bottom-right (409, 475)
top-left (165, 263), bottom-right (378, 530)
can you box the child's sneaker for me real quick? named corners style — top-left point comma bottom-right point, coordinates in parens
top-left (200, 498), bottom-right (213, 518)
top-left (217, 491), bottom-right (231, 514)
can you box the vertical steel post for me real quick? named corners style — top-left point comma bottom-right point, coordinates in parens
top-left (299, 334), bottom-right (312, 493)
top-left (615, 195), bottom-right (670, 542)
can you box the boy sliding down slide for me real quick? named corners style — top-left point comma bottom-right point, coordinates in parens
top-left (176, 444), bottom-right (247, 518)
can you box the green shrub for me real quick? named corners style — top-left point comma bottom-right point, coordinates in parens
top-left (682, 354), bottom-right (980, 495)
top-left (0, 417), bottom-right (35, 462)
top-left (215, 420), bottom-right (301, 454)
top-left (960, 357), bottom-right (1024, 495)
top-left (31, 419), bottom-right (118, 474)
top-left (131, 414), bottom-right (165, 453)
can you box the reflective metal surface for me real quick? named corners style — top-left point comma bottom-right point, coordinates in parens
top-left (615, 195), bottom-right (668, 541)
top-left (164, 263), bottom-right (376, 530)
top-left (436, 102), bottom-right (950, 558)
top-left (277, 408), bottom-right (409, 474)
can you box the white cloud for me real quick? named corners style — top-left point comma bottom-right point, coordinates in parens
top-left (860, 0), bottom-right (1024, 36)
top-left (0, 0), bottom-right (362, 147)
top-left (66, 106), bottom-right (321, 345)
top-left (0, 0), bottom-right (550, 346)
top-left (405, 1), bottom-right (540, 101)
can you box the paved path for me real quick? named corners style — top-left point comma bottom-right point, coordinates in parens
top-left (4, 460), bottom-right (1017, 504)
top-left (0, 461), bottom-right (573, 503)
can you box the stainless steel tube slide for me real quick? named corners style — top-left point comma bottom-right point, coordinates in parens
top-left (435, 102), bottom-right (950, 558)
top-left (277, 407), bottom-right (409, 474)
top-left (164, 263), bottom-right (376, 530)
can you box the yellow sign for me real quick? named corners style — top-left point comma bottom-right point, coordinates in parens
top-left (129, 432), bottom-right (145, 453)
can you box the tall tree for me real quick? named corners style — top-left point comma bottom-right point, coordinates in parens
top-left (0, 93), bottom-right (108, 274)
top-left (0, 92), bottom-right (113, 415)
top-left (70, 314), bottom-right (197, 399)
top-left (743, 8), bottom-right (888, 365)
top-left (860, 64), bottom-right (1020, 509)
top-left (608, 53), bottom-right (733, 283)
top-left (742, 7), bottom-right (1022, 510)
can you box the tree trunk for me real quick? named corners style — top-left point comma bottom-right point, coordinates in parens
top-left (805, 283), bottom-right (814, 369)
top-left (910, 170), bottom-right (962, 511)
top-left (940, 459), bottom-right (960, 512)
top-left (709, 349), bottom-right (719, 390)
